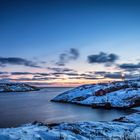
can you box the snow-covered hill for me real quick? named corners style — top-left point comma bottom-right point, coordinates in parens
top-left (1, 112), bottom-right (140, 140)
top-left (0, 83), bottom-right (39, 92)
top-left (52, 80), bottom-right (140, 109)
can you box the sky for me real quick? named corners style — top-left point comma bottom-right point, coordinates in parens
top-left (0, 0), bottom-right (140, 86)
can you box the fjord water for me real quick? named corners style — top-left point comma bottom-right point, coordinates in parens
top-left (0, 87), bottom-right (137, 128)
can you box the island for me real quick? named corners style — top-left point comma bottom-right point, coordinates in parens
top-left (0, 83), bottom-right (39, 92)
top-left (51, 80), bottom-right (140, 109)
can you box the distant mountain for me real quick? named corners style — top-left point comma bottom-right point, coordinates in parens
top-left (0, 83), bottom-right (39, 92)
top-left (51, 80), bottom-right (140, 109)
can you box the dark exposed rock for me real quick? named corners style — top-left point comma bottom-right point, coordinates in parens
top-left (92, 102), bottom-right (112, 109)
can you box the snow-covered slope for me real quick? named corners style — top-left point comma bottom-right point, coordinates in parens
top-left (52, 80), bottom-right (140, 109)
top-left (114, 112), bottom-right (140, 124)
top-left (0, 83), bottom-right (39, 92)
top-left (1, 113), bottom-right (140, 140)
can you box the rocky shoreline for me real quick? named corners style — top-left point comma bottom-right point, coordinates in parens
top-left (51, 80), bottom-right (140, 109)
top-left (0, 112), bottom-right (140, 139)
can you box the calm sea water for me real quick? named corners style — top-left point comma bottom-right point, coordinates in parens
top-left (0, 87), bottom-right (137, 128)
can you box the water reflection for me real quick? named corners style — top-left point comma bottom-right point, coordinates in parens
top-left (0, 87), bottom-right (137, 128)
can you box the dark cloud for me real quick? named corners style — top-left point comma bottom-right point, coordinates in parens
top-left (84, 77), bottom-right (104, 80)
top-left (94, 71), bottom-right (107, 75)
top-left (67, 72), bottom-right (101, 80)
top-left (11, 72), bottom-right (51, 76)
top-left (11, 72), bottom-right (33, 75)
top-left (0, 75), bottom-right (10, 78)
top-left (12, 78), bottom-right (33, 81)
top-left (51, 72), bottom-right (78, 77)
top-left (50, 68), bottom-right (78, 77)
top-left (0, 72), bottom-right (8, 75)
top-left (68, 74), bottom-right (103, 80)
top-left (0, 57), bottom-right (41, 68)
top-left (8, 76), bottom-right (62, 82)
top-left (65, 72), bottom-right (79, 76)
top-left (119, 63), bottom-right (140, 70)
top-left (47, 67), bottom-right (76, 73)
top-left (85, 70), bottom-right (137, 80)
top-left (32, 77), bottom-right (59, 81)
top-left (70, 48), bottom-right (79, 59)
top-left (36, 73), bottom-right (51, 76)
top-left (88, 52), bottom-right (118, 65)
top-left (104, 72), bottom-right (122, 79)
top-left (9, 67), bottom-right (78, 81)
top-left (10, 67), bottom-right (78, 79)
top-left (0, 72), bottom-right (10, 79)
top-left (95, 71), bottom-right (137, 79)
top-left (56, 48), bottom-right (79, 66)
top-left (80, 73), bottom-right (93, 77)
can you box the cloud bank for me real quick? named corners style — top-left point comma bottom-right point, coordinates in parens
top-left (88, 52), bottom-right (118, 65)
top-left (119, 63), bottom-right (140, 71)
top-left (0, 57), bottom-right (41, 68)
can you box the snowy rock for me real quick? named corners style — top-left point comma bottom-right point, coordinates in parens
top-left (114, 112), bottom-right (140, 124)
top-left (52, 80), bottom-right (140, 109)
top-left (0, 83), bottom-right (39, 92)
top-left (0, 119), bottom-right (140, 140)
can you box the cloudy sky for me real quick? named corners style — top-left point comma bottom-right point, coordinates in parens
top-left (0, 0), bottom-right (140, 86)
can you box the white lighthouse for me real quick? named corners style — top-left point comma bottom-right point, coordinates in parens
top-left (121, 73), bottom-right (125, 81)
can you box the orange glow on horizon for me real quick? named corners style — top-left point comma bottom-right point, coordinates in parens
top-left (12, 78), bottom-right (121, 87)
